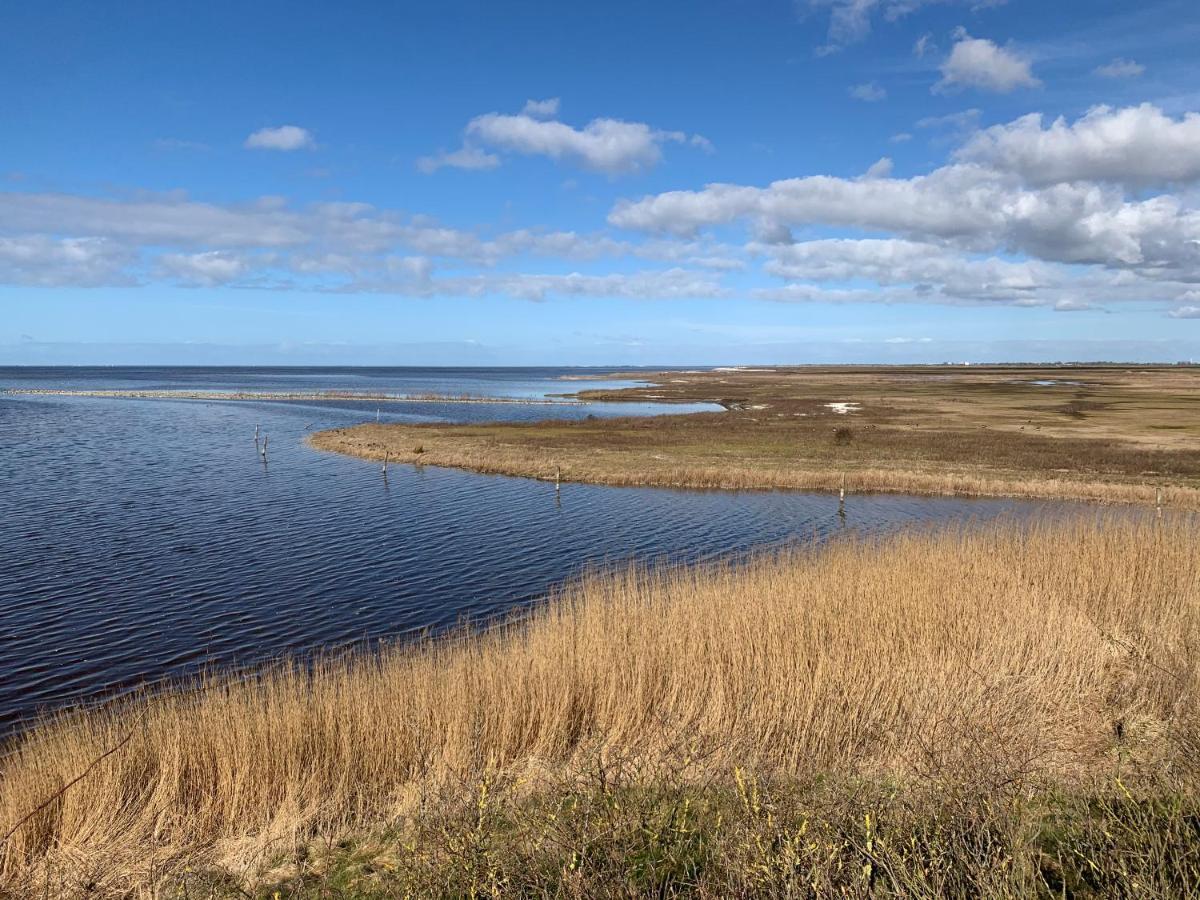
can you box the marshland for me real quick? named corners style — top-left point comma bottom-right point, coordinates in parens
top-left (2, 364), bottom-right (1200, 897)
top-left (313, 364), bottom-right (1200, 508)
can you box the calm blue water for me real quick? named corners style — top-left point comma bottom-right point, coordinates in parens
top-left (0, 366), bottom-right (1081, 737)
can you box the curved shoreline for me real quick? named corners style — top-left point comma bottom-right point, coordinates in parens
top-left (305, 364), bottom-right (1200, 510)
top-left (308, 424), bottom-right (1200, 510)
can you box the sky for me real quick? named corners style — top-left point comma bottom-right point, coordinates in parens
top-left (3, 0), bottom-right (1200, 365)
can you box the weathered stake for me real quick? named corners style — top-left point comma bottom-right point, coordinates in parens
top-left (1156, 487), bottom-right (1163, 520)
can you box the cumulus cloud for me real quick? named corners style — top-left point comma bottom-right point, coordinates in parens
top-left (461, 106), bottom-right (709, 175)
top-left (9, 99), bottom-right (1200, 313)
top-left (934, 31), bottom-right (1039, 93)
top-left (244, 125), bottom-right (316, 151)
top-left (849, 81), bottom-right (887, 102)
top-left (957, 104), bottom-right (1200, 187)
top-left (601, 102), bottom-right (1200, 311)
top-left (415, 145), bottom-right (501, 174)
top-left (1094, 58), bottom-right (1144, 79)
top-left (608, 104), bottom-right (1200, 292)
top-left (1169, 306), bottom-right (1200, 319)
top-left (611, 165), bottom-right (1200, 274)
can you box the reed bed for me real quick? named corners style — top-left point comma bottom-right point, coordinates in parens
top-left (2, 516), bottom-right (1199, 895)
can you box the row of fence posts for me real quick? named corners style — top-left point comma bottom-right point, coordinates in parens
top-left (326, 432), bottom-right (1172, 524)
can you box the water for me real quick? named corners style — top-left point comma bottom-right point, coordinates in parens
top-left (0, 367), bottom-right (1078, 737)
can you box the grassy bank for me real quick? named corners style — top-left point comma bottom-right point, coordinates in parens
top-left (309, 366), bottom-right (1200, 509)
top-left (2, 516), bottom-right (1199, 896)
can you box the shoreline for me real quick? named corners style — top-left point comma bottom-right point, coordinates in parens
top-left (308, 364), bottom-right (1200, 510)
top-left (3, 388), bottom-right (582, 405)
top-left (308, 425), bottom-right (1200, 509)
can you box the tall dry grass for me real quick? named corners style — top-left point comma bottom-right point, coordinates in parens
top-left (2, 516), bottom-right (1199, 893)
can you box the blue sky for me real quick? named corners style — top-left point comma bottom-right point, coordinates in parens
top-left (3, 0), bottom-right (1200, 364)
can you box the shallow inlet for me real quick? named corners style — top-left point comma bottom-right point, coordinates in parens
top-left (0, 366), bottom-right (1093, 738)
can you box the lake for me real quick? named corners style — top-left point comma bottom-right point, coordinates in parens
top-left (0, 366), bottom-right (1079, 736)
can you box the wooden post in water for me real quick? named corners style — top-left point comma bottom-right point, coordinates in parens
top-left (1156, 487), bottom-right (1163, 521)
top-left (838, 472), bottom-right (847, 521)
top-left (382, 450), bottom-right (389, 476)
top-left (555, 466), bottom-right (561, 492)
top-left (261, 434), bottom-right (269, 462)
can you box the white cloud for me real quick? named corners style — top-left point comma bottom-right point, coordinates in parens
top-left (522, 98), bottom-right (561, 118)
top-left (1094, 58), bottom-right (1144, 79)
top-left (0, 189), bottom-right (745, 297)
top-left (805, 1), bottom-right (1008, 51)
top-left (849, 81), bottom-right (887, 102)
top-left (1168, 306), bottom-right (1200, 319)
top-left (958, 104), bottom-right (1200, 187)
top-left (415, 145), bottom-right (501, 174)
top-left (863, 157), bottom-right (894, 178)
top-left (756, 238), bottom-right (1052, 303)
top-left (159, 251), bottom-right (253, 286)
top-left (890, 132), bottom-right (913, 143)
top-left (244, 125), bottom-right (316, 151)
top-left (464, 108), bottom-right (708, 175)
top-left (934, 31), bottom-right (1039, 93)
top-left (607, 105), bottom-right (1200, 279)
top-left (913, 33), bottom-right (934, 57)
top-left (0, 236), bottom-right (134, 286)
top-left (9, 98), bottom-right (1200, 314)
top-left (1052, 299), bottom-right (1097, 312)
top-left (336, 267), bottom-right (729, 302)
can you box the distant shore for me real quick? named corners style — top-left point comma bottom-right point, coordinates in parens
top-left (4, 388), bottom-right (579, 405)
top-left (310, 364), bottom-right (1200, 509)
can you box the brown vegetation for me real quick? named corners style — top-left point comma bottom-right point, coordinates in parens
top-left (310, 365), bottom-right (1200, 509)
top-left (2, 516), bottom-right (1199, 895)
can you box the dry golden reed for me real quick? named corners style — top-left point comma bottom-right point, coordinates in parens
top-left (2, 515), bottom-right (1198, 893)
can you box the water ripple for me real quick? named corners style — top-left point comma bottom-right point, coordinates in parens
top-left (0, 367), bottom-right (1085, 737)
